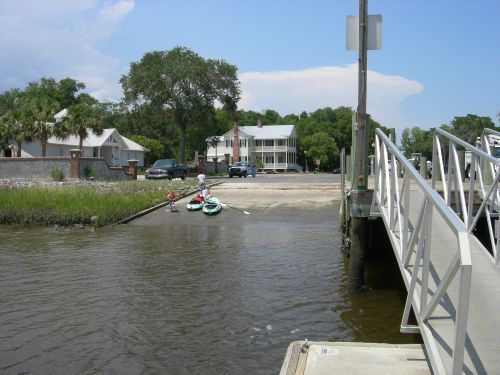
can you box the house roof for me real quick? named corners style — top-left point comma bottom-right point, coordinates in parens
top-left (54, 108), bottom-right (67, 122)
top-left (218, 125), bottom-right (295, 140)
top-left (48, 128), bottom-right (148, 151)
top-left (239, 125), bottom-right (295, 139)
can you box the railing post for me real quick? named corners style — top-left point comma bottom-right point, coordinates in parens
top-left (419, 156), bottom-right (427, 179)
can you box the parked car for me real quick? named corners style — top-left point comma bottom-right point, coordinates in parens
top-left (228, 161), bottom-right (252, 178)
top-left (145, 159), bottom-right (188, 180)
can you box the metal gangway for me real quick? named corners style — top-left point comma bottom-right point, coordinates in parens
top-left (373, 127), bottom-right (500, 375)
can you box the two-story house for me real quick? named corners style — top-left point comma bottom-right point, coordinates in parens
top-left (206, 122), bottom-right (300, 172)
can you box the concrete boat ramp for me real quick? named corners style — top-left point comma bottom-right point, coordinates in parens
top-left (280, 341), bottom-right (430, 375)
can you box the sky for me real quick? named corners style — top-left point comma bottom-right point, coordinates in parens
top-left (0, 0), bottom-right (499, 138)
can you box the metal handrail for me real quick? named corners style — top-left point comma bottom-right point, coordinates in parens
top-left (374, 128), bottom-right (472, 375)
top-left (433, 128), bottom-right (500, 265)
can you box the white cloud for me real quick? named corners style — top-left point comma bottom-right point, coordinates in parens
top-left (239, 64), bottom-right (423, 132)
top-left (89, 0), bottom-right (135, 40)
top-left (0, 0), bottom-right (134, 102)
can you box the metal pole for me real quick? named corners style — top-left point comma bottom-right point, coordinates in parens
top-left (348, 0), bottom-right (369, 292)
top-left (354, 0), bottom-right (369, 190)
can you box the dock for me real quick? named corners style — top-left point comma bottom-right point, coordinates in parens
top-left (280, 127), bottom-right (500, 374)
top-left (280, 341), bottom-right (430, 375)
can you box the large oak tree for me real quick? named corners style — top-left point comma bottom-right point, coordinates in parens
top-left (120, 46), bottom-right (240, 162)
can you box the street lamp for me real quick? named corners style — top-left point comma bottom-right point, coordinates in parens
top-left (304, 151), bottom-right (308, 172)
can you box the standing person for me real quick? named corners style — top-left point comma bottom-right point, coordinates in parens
top-left (197, 172), bottom-right (206, 192)
top-left (251, 163), bottom-right (257, 178)
top-left (166, 191), bottom-right (177, 212)
top-left (201, 188), bottom-right (211, 200)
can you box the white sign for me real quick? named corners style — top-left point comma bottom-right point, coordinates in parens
top-left (346, 15), bottom-right (382, 50)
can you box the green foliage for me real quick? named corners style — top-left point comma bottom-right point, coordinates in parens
top-left (251, 158), bottom-right (264, 169)
top-left (121, 46), bottom-right (240, 162)
top-left (13, 77), bottom-right (87, 156)
top-left (59, 93), bottom-right (105, 148)
top-left (51, 168), bottom-right (65, 181)
top-left (441, 114), bottom-right (497, 144)
top-left (0, 180), bottom-right (197, 227)
top-left (83, 165), bottom-right (96, 179)
top-left (302, 132), bottom-right (340, 171)
top-left (0, 88), bottom-right (23, 153)
top-left (130, 135), bottom-right (165, 165)
top-left (401, 127), bottom-right (434, 159)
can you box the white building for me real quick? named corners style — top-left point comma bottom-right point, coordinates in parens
top-left (206, 122), bottom-right (300, 172)
top-left (19, 128), bottom-right (147, 168)
top-left (11, 109), bottom-right (148, 167)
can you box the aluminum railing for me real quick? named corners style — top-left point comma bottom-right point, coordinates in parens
top-left (374, 128), bottom-right (472, 375)
top-left (433, 128), bottom-right (500, 265)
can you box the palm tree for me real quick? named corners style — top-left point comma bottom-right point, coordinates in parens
top-left (18, 93), bottom-right (60, 157)
top-left (0, 88), bottom-right (26, 156)
top-left (59, 94), bottom-right (105, 150)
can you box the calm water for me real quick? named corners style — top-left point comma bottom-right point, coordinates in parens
top-left (0, 200), bottom-right (418, 374)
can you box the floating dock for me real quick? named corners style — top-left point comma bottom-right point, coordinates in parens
top-left (279, 341), bottom-right (431, 375)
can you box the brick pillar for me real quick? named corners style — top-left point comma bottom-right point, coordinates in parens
top-left (70, 149), bottom-right (81, 178)
top-left (213, 157), bottom-right (218, 174)
top-left (198, 155), bottom-right (205, 173)
top-left (232, 122), bottom-right (239, 163)
top-left (128, 160), bottom-right (138, 180)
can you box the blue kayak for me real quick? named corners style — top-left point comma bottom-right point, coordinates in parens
top-left (186, 199), bottom-right (204, 211)
top-left (202, 197), bottom-right (222, 216)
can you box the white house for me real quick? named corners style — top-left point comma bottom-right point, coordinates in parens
top-left (13, 109), bottom-right (148, 167)
top-left (19, 128), bottom-right (147, 168)
top-left (206, 122), bottom-right (300, 172)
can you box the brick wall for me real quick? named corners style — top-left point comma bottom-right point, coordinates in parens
top-left (0, 157), bottom-right (134, 180)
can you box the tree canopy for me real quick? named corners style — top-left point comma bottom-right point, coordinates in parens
top-left (441, 114), bottom-right (497, 144)
top-left (130, 135), bottom-right (165, 166)
top-left (121, 46), bottom-right (240, 162)
top-left (59, 93), bottom-right (105, 150)
top-left (400, 126), bottom-right (434, 159)
top-left (0, 78), bottom-right (87, 156)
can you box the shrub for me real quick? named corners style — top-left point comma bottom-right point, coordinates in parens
top-left (51, 168), bottom-right (65, 181)
top-left (84, 164), bottom-right (96, 179)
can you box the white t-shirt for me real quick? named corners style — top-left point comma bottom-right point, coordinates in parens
top-left (197, 174), bottom-right (206, 183)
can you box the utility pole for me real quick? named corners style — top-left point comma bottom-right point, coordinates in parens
top-left (355, 0), bottom-right (369, 190)
top-left (348, 0), bottom-right (369, 291)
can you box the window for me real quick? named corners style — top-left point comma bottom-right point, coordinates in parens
top-left (256, 140), bottom-right (262, 147)
top-left (265, 155), bottom-right (274, 163)
top-left (226, 139), bottom-right (230, 148)
top-left (265, 140), bottom-right (274, 147)
top-left (239, 139), bottom-right (247, 147)
top-left (278, 155), bottom-right (285, 163)
top-left (277, 139), bottom-right (285, 146)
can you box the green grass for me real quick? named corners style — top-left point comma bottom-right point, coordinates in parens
top-left (0, 179), bottom-right (198, 227)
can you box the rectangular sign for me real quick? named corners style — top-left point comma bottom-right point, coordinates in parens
top-left (346, 15), bottom-right (382, 50)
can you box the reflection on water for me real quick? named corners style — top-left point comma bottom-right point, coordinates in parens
top-left (0, 202), bottom-right (418, 375)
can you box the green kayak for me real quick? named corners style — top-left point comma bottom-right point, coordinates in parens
top-left (202, 197), bottom-right (222, 216)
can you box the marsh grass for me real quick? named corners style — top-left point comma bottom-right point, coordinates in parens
top-left (0, 179), bottom-right (197, 227)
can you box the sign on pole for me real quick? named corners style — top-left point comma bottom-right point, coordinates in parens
top-left (346, 15), bottom-right (382, 50)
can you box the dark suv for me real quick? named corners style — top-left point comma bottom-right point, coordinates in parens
top-left (228, 162), bottom-right (252, 178)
